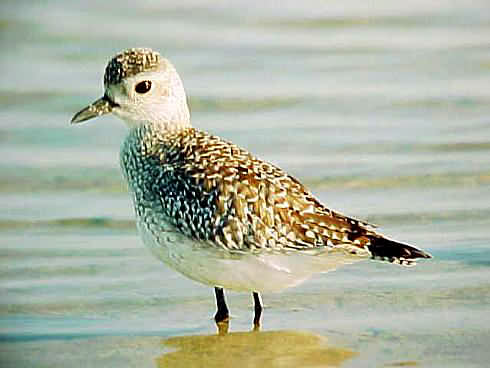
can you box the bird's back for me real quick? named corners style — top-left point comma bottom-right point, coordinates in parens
top-left (120, 124), bottom-right (430, 267)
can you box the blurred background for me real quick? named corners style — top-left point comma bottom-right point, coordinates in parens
top-left (1, 0), bottom-right (490, 367)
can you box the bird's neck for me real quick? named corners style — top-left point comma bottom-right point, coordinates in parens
top-left (121, 103), bottom-right (192, 133)
top-left (129, 117), bottom-right (194, 147)
top-left (144, 118), bottom-right (192, 134)
top-left (123, 120), bottom-right (195, 169)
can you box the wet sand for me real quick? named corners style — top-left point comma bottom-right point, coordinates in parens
top-left (0, 330), bottom-right (356, 368)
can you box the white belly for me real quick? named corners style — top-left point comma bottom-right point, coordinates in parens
top-left (137, 218), bottom-right (363, 293)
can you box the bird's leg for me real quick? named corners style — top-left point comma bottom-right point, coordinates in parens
top-left (252, 292), bottom-right (263, 331)
top-left (214, 287), bottom-right (229, 335)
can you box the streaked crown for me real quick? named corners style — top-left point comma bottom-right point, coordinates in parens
top-left (104, 48), bottom-right (162, 86)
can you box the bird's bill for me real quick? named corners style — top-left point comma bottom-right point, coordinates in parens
top-left (70, 95), bottom-right (116, 124)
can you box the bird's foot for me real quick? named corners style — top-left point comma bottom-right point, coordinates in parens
top-left (215, 312), bottom-right (230, 335)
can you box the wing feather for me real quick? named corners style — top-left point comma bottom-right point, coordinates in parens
top-left (158, 129), bottom-right (377, 255)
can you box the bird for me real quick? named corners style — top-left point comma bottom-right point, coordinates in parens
top-left (71, 48), bottom-right (431, 332)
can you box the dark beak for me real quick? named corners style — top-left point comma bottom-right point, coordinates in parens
top-left (71, 94), bottom-right (118, 124)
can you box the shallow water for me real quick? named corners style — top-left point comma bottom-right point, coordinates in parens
top-left (1, 0), bottom-right (490, 367)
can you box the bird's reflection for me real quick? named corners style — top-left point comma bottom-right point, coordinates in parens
top-left (157, 329), bottom-right (357, 368)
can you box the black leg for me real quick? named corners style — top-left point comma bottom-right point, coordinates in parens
top-left (214, 287), bottom-right (229, 322)
top-left (214, 287), bottom-right (229, 334)
top-left (253, 292), bottom-right (263, 330)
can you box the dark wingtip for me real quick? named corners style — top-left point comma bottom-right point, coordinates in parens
top-left (407, 245), bottom-right (432, 259)
top-left (418, 249), bottom-right (432, 259)
top-left (368, 236), bottom-right (432, 263)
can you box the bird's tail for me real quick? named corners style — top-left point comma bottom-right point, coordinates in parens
top-left (367, 235), bottom-right (432, 266)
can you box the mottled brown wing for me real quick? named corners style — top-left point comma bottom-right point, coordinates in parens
top-left (178, 130), bottom-right (375, 254)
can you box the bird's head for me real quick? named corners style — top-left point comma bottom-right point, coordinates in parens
top-left (71, 48), bottom-right (190, 130)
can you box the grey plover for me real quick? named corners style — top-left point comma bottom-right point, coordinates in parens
top-left (71, 48), bottom-right (431, 330)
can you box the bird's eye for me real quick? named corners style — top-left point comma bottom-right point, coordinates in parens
top-left (135, 80), bottom-right (152, 94)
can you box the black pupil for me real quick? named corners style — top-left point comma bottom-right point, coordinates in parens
top-left (135, 80), bottom-right (152, 94)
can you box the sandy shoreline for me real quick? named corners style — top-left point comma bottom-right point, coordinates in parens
top-left (0, 330), bottom-right (357, 368)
